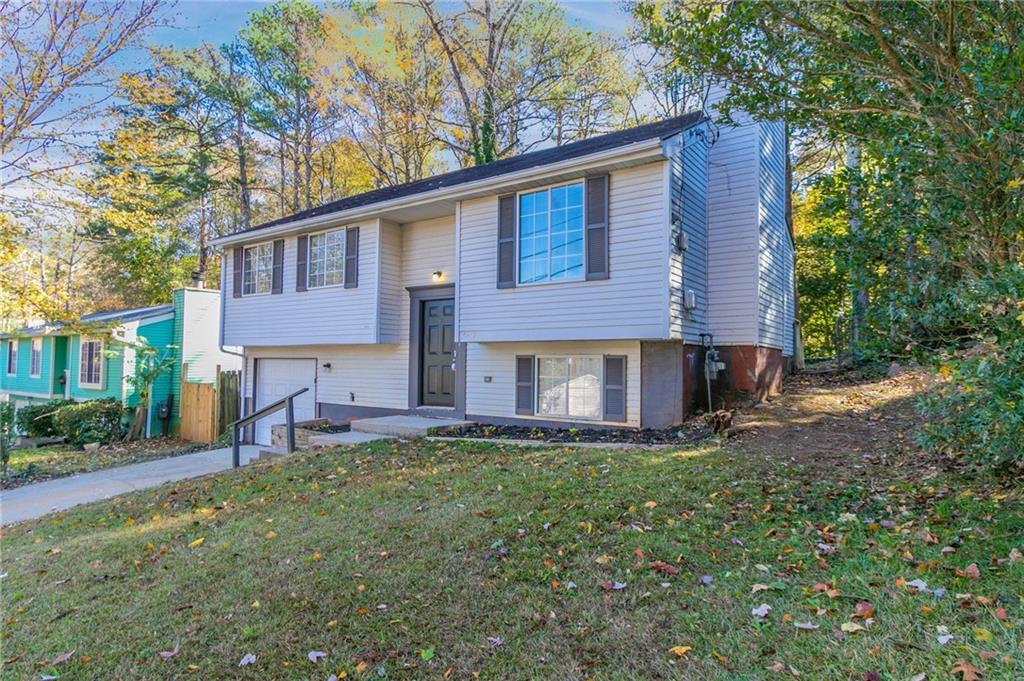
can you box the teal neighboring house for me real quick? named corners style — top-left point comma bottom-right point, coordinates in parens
top-left (1, 288), bottom-right (241, 437)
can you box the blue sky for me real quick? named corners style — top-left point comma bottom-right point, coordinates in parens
top-left (147, 0), bottom-right (629, 54)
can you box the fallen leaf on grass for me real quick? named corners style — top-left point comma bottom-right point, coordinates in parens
top-left (841, 622), bottom-right (865, 634)
top-left (964, 563), bottom-right (981, 580)
top-left (649, 561), bottom-right (680, 575)
top-left (52, 650), bottom-right (75, 665)
top-left (973, 628), bottom-right (993, 643)
top-left (307, 650), bottom-right (327, 663)
top-left (751, 604), bottom-right (772, 619)
top-left (158, 643), bottom-right (180, 659)
top-left (668, 645), bottom-right (692, 657)
top-left (950, 659), bottom-right (983, 680)
top-left (793, 621), bottom-right (819, 630)
top-left (751, 583), bottom-right (769, 593)
top-left (852, 601), bottom-right (874, 619)
top-left (188, 537), bottom-right (205, 549)
top-left (594, 555), bottom-right (613, 565)
top-left (486, 637), bottom-right (503, 648)
top-left (238, 653), bottom-right (256, 667)
top-left (643, 501), bottom-right (658, 509)
top-left (600, 581), bottom-right (627, 591)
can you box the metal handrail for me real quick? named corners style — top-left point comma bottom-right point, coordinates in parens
top-left (229, 387), bottom-right (308, 468)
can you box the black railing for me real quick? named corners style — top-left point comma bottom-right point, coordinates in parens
top-left (228, 387), bottom-right (308, 468)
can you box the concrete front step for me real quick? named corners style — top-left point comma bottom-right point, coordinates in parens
top-left (307, 431), bottom-right (393, 447)
top-left (350, 415), bottom-right (474, 438)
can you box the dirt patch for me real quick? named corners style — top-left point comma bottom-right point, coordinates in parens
top-left (723, 366), bottom-right (943, 482)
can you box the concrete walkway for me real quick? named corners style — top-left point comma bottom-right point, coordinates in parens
top-left (0, 445), bottom-right (273, 526)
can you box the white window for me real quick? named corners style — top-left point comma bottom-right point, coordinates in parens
top-left (536, 356), bottom-right (602, 420)
top-left (29, 338), bottom-right (41, 377)
top-left (5, 340), bottom-right (16, 375)
top-left (243, 242), bottom-right (274, 295)
top-left (518, 181), bottom-right (585, 284)
top-left (79, 339), bottom-right (103, 388)
top-left (307, 229), bottom-right (344, 288)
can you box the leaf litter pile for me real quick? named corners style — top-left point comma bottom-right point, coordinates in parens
top-left (1, 372), bottom-right (1021, 679)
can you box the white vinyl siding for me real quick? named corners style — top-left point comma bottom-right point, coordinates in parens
top-left (29, 338), bottom-right (41, 377)
top-left (223, 220), bottom-right (380, 346)
top-left (243, 242), bottom-right (274, 295)
top-left (307, 229), bottom-right (345, 289)
top-left (458, 162), bottom-right (670, 342)
top-left (536, 355), bottom-right (601, 419)
top-left (79, 339), bottom-right (103, 387)
top-left (757, 120), bottom-right (795, 352)
top-left (242, 216), bottom-right (456, 412)
top-left (518, 182), bottom-right (585, 284)
top-left (705, 93), bottom-right (761, 346)
top-left (667, 128), bottom-right (710, 342)
top-left (5, 340), bottom-right (15, 375)
top-left (466, 340), bottom-right (640, 426)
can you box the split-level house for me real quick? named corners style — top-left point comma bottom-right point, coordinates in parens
top-left (213, 107), bottom-right (796, 445)
top-left (1, 288), bottom-right (241, 436)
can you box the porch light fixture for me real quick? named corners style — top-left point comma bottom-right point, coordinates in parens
top-left (432, 270), bottom-right (444, 282)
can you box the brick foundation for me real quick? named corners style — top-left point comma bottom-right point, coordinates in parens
top-left (715, 345), bottom-right (786, 402)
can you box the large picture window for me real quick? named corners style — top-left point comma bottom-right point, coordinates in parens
top-left (5, 340), bottom-right (16, 375)
top-left (30, 338), bottom-right (41, 377)
top-left (537, 356), bottom-right (601, 419)
top-left (243, 242), bottom-right (274, 295)
top-left (308, 229), bottom-right (345, 288)
top-left (79, 339), bottom-right (103, 387)
top-left (518, 182), bottom-right (585, 284)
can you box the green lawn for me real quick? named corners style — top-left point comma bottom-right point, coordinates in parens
top-left (2, 436), bottom-right (1021, 679)
top-left (2, 438), bottom-right (208, 489)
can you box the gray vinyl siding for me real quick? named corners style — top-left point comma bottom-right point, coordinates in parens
top-left (756, 121), bottom-right (794, 352)
top-left (705, 111), bottom-right (761, 346)
top-left (457, 161), bottom-right (670, 342)
top-left (223, 220), bottom-right (380, 346)
top-left (466, 340), bottom-right (641, 426)
top-left (241, 216), bottom-right (456, 412)
top-left (377, 221), bottom-right (403, 344)
top-left (667, 126), bottom-right (710, 342)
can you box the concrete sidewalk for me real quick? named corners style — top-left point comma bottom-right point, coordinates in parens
top-left (0, 445), bottom-right (273, 526)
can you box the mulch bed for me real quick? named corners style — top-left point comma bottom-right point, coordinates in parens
top-left (447, 420), bottom-right (712, 445)
top-left (304, 423), bottom-right (351, 434)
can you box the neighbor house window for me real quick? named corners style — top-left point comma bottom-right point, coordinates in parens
top-left (29, 338), bottom-right (41, 377)
top-left (307, 229), bottom-right (344, 288)
top-left (536, 356), bottom-right (601, 419)
top-left (79, 339), bottom-right (103, 388)
top-left (518, 181), bottom-right (585, 284)
top-left (243, 242), bottom-right (274, 295)
top-left (5, 340), bottom-right (16, 375)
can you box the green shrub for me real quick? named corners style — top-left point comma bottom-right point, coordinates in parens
top-left (15, 399), bottom-right (75, 437)
top-left (52, 399), bottom-right (125, 447)
top-left (917, 266), bottom-right (1024, 471)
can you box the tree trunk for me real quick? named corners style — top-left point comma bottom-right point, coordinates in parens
top-left (846, 139), bottom-right (869, 360)
top-left (235, 108), bottom-right (251, 230)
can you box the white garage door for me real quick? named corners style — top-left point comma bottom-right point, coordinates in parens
top-left (254, 358), bottom-right (317, 445)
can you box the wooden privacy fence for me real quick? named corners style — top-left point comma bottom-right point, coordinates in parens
top-left (179, 364), bottom-right (241, 444)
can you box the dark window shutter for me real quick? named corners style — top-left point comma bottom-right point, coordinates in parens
top-left (296, 234), bottom-right (308, 292)
top-left (497, 194), bottom-right (516, 288)
top-left (232, 247), bottom-right (243, 298)
top-left (585, 175), bottom-right (609, 280)
top-left (603, 355), bottom-right (626, 422)
top-left (271, 239), bottom-right (284, 294)
top-left (515, 355), bottom-right (534, 415)
top-left (344, 227), bottom-right (359, 288)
